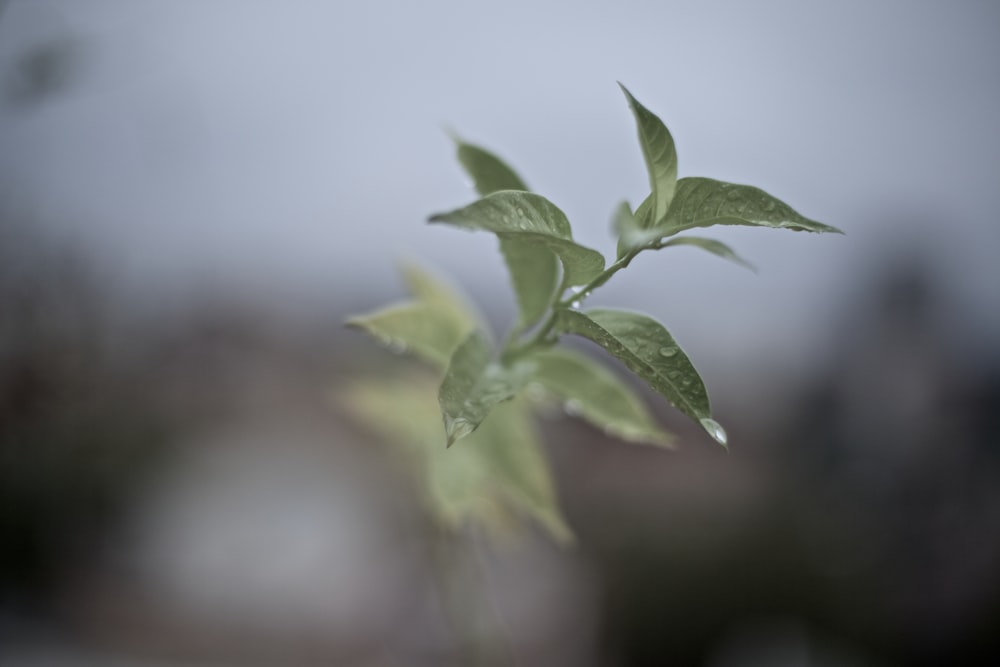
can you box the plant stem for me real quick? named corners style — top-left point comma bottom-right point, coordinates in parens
top-left (502, 247), bottom-right (645, 361)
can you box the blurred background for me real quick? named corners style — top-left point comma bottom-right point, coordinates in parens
top-left (1, 1), bottom-right (999, 665)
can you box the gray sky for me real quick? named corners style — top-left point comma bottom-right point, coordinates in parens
top-left (1, 0), bottom-right (998, 375)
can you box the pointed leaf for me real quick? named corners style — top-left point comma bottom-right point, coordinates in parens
top-left (431, 190), bottom-right (570, 236)
top-left (340, 375), bottom-right (571, 542)
top-left (346, 302), bottom-right (471, 368)
top-left (453, 137), bottom-right (529, 196)
top-left (554, 308), bottom-right (728, 447)
top-left (532, 348), bottom-right (674, 447)
top-left (400, 261), bottom-right (481, 330)
top-left (661, 177), bottom-right (843, 236)
top-left (472, 398), bottom-right (574, 543)
top-left (429, 191), bottom-right (605, 287)
top-left (658, 236), bottom-right (757, 272)
top-left (620, 84), bottom-right (678, 227)
top-left (613, 200), bottom-right (641, 259)
top-left (450, 139), bottom-right (560, 327)
top-left (498, 237), bottom-right (559, 328)
top-left (438, 331), bottom-right (535, 446)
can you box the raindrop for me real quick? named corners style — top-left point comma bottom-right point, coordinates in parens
top-left (763, 200), bottom-right (777, 212)
top-left (564, 399), bottom-right (583, 416)
top-left (699, 417), bottom-right (728, 448)
top-left (516, 207), bottom-right (525, 217)
top-left (445, 416), bottom-right (476, 446)
top-left (658, 346), bottom-right (678, 358)
top-left (725, 189), bottom-right (742, 200)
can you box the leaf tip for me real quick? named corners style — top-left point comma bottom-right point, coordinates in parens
top-left (442, 124), bottom-right (462, 144)
top-left (617, 81), bottom-right (636, 103)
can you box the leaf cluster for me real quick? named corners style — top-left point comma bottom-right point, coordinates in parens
top-left (344, 85), bottom-right (841, 541)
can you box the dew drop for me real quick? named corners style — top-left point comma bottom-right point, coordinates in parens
top-left (658, 346), bottom-right (678, 358)
top-left (444, 416), bottom-right (476, 446)
top-left (699, 417), bottom-right (728, 448)
top-left (564, 399), bottom-right (583, 416)
top-left (516, 207), bottom-right (525, 217)
top-left (726, 189), bottom-right (742, 200)
top-left (763, 200), bottom-right (777, 212)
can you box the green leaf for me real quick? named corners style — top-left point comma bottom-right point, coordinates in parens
top-left (613, 200), bottom-right (640, 259)
top-left (471, 398), bottom-right (574, 543)
top-left (450, 138), bottom-right (560, 328)
top-left (400, 261), bottom-right (481, 330)
top-left (340, 374), bottom-right (572, 542)
top-left (661, 177), bottom-right (843, 236)
top-left (452, 136), bottom-right (529, 196)
top-left (658, 236), bottom-right (757, 272)
top-left (619, 84), bottom-right (678, 227)
top-left (347, 263), bottom-right (478, 368)
top-left (532, 348), bottom-right (674, 447)
top-left (553, 308), bottom-right (728, 447)
top-left (438, 330), bottom-right (535, 446)
top-left (498, 237), bottom-right (560, 328)
top-left (429, 191), bottom-right (605, 287)
top-left (346, 302), bottom-right (471, 368)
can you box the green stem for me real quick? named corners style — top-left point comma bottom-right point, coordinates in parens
top-left (502, 247), bottom-right (644, 361)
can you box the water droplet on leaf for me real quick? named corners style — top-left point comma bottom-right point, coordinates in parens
top-left (444, 416), bottom-right (476, 447)
top-left (699, 417), bottom-right (728, 448)
top-left (564, 399), bottom-right (583, 416)
top-left (658, 346), bottom-right (677, 358)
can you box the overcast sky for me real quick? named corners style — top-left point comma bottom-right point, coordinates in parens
top-left (1, 0), bottom-right (998, 375)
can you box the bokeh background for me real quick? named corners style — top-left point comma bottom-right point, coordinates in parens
top-left (2, 1), bottom-right (999, 665)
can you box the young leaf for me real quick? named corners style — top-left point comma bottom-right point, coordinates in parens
top-left (340, 374), bottom-right (571, 542)
top-left (429, 191), bottom-right (605, 287)
top-left (498, 237), bottom-right (560, 328)
top-left (613, 200), bottom-right (642, 259)
top-left (452, 137), bottom-right (529, 195)
top-left (346, 302), bottom-right (470, 368)
top-left (661, 177), bottom-right (843, 236)
top-left (400, 261), bottom-right (481, 331)
top-left (619, 84), bottom-right (678, 227)
top-left (657, 236), bottom-right (757, 272)
top-left (438, 330), bottom-right (535, 447)
top-left (347, 263), bottom-right (479, 368)
top-left (451, 138), bottom-right (560, 329)
top-left (472, 398), bottom-right (574, 543)
top-left (532, 348), bottom-right (675, 447)
top-left (553, 308), bottom-right (728, 447)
